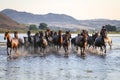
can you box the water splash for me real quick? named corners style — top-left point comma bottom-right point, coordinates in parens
top-left (10, 48), bottom-right (30, 59)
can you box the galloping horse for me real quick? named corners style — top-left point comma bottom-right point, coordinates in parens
top-left (14, 31), bottom-right (24, 48)
top-left (4, 31), bottom-right (19, 56)
top-left (87, 32), bottom-right (99, 48)
top-left (94, 31), bottom-right (112, 55)
top-left (38, 37), bottom-right (48, 55)
top-left (103, 32), bottom-right (112, 49)
top-left (94, 36), bottom-right (106, 55)
top-left (63, 34), bottom-right (70, 56)
top-left (53, 30), bottom-right (63, 51)
top-left (76, 33), bottom-right (88, 56)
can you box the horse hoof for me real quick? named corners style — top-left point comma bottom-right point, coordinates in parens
top-left (7, 55), bottom-right (12, 60)
top-left (64, 54), bottom-right (68, 57)
top-left (81, 53), bottom-right (85, 57)
top-left (40, 54), bottom-right (44, 57)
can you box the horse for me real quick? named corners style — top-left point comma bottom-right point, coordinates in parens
top-left (34, 32), bottom-right (48, 54)
top-left (87, 33), bottom-right (98, 48)
top-left (52, 30), bottom-right (63, 51)
top-left (87, 35), bottom-right (94, 48)
top-left (18, 38), bottom-right (24, 48)
top-left (13, 31), bottom-right (24, 48)
top-left (4, 32), bottom-right (19, 56)
top-left (103, 32), bottom-right (112, 49)
top-left (104, 36), bottom-right (112, 49)
top-left (71, 37), bottom-right (76, 50)
top-left (94, 31), bottom-right (112, 55)
top-left (23, 36), bottom-right (34, 49)
top-left (63, 34), bottom-right (70, 56)
top-left (33, 32), bottom-right (40, 53)
top-left (94, 36), bottom-right (107, 55)
top-left (75, 33), bottom-right (88, 57)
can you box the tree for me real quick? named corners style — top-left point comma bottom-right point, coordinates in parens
top-left (29, 24), bottom-right (38, 30)
top-left (39, 23), bottom-right (48, 30)
top-left (104, 24), bottom-right (117, 31)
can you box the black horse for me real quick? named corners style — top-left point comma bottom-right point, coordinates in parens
top-left (94, 36), bottom-right (106, 55)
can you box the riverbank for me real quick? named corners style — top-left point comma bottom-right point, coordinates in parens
top-left (0, 29), bottom-right (120, 34)
top-left (0, 42), bottom-right (6, 46)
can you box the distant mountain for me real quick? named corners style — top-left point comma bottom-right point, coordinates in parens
top-left (1, 9), bottom-right (78, 24)
top-left (79, 19), bottom-right (120, 29)
top-left (1, 9), bottom-right (120, 30)
top-left (0, 12), bottom-right (26, 30)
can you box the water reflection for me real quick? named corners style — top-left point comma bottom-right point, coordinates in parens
top-left (0, 34), bottom-right (120, 80)
top-left (0, 52), bottom-right (120, 80)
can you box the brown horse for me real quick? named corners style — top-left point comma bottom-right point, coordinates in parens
top-left (53, 30), bottom-right (63, 51)
top-left (63, 34), bottom-right (70, 56)
top-left (103, 31), bottom-right (112, 49)
top-left (4, 32), bottom-right (19, 56)
top-left (37, 36), bottom-right (48, 56)
top-left (75, 33), bottom-right (88, 57)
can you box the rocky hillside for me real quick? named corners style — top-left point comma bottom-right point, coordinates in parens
top-left (0, 12), bottom-right (27, 30)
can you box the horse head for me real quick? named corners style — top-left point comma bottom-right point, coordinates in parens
top-left (82, 33), bottom-right (88, 42)
top-left (4, 31), bottom-right (10, 40)
top-left (82, 33), bottom-right (88, 48)
top-left (63, 34), bottom-right (70, 46)
top-left (14, 31), bottom-right (18, 39)
top-left (103, 31), bottom-right (107, 38)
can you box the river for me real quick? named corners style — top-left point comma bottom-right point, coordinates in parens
top-left (0, 33), bottom-right (120, 80)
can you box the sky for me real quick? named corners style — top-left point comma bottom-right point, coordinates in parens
top-left (0, 0), bottom-right (120, 20)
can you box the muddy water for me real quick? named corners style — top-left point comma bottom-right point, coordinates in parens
top-left (0, 34), bottom-right (120, 80)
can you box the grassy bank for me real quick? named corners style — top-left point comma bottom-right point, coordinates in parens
top-left (0, 29), bottom-right (45, 33)
top-left (0, 29), bottom-right (120, 34)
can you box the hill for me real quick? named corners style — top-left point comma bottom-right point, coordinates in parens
top-left (1, 9), bottom-right (120, 30)
top-left (1, 9), bottom-right (78, 24)
top-left (0, 12), bottom-right (27, 30)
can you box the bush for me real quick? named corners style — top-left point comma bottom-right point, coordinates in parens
top-left (39, 23), bottom-right (48, 30)
top-left (29, 24), bottom-right (38, 30)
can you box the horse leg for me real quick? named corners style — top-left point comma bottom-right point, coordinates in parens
top-left (82, 47), bottom-right (86, 57)
top-left (14, 47), bottom-right (17, 53)
top-left (108, 41), bottom-right (112, 50)
top-left (66, 46), bottom-right (68, 56)
top-left (100, 46), bottom-right (103, 55)
top-left (40, 47), bottom-right (43, 56)
top-left (104, 45), bottom-right (106, 56)
top-left (64, 46), bottom-right (68, 56)
top-left (7, 47), bottom-right (9, 56)
top-left (64, 46), bottom-right (66, 56)
top-left (9, 48), bottom-right (12, 56)
top-left (81, 47), bottom-right (85, 57)
top-left (80, 47), bottom-right (82, 56)
top-left (76, 46), bottom-right (78, 50)
top-left (57, 45), bottom-right (58, 51)
top-left (67, 46), bottom-right (69, 52)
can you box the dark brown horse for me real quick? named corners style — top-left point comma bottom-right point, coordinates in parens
top-left (63, 34), bottom-right (70, 56)
top-left (53, 30), bottom-right (63, 51)
top-left (75, 33), bottom-right (88, 56)
top-left (4, 32), bottom-right (19, 56)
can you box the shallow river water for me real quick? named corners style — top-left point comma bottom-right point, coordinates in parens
top-left (0, 34), bottom-right (120, 80)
